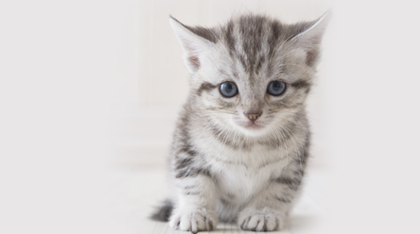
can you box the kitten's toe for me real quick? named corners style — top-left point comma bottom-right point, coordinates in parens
top-left (168, 215), bottom-right (180, 230)
top-left (169, 208), bottom-right (218, 233)
top-left (238, 207), bottom-right (284, 231)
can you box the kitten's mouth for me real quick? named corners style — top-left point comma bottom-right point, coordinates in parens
top-left (244, 122), bottom-right (263, 130)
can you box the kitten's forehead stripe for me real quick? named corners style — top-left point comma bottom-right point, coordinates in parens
top-left (218, 15), bottom-right (286, 76)
top-left (238, 15), bottom-right (265, 74)
top-left (268, 21), bottom-right (281, 58)
top-left (224, 20), bottom-right (236, 56)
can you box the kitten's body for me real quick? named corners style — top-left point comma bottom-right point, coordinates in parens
top-left (151, 13), bottom-right (328, 232)
top-left (174, 105), bottom-right (309, 223)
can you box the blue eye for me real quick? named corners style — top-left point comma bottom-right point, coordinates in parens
top-left (219, 82), bottom-right (238, 98)
top-left (267, 81), bottom-right (286, 96)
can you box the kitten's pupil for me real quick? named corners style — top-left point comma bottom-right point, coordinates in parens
top-left (267, 81), bottom-right (286, 96)
top-left (219, 82), bottom-right (238, 98)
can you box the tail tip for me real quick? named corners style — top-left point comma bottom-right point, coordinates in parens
top-left (150, 200), bottom-right (173, 222)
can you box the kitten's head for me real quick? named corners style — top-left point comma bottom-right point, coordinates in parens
top-left (170, 13), bottom-right (329, 136)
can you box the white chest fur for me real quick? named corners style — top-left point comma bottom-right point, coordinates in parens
top-left (191, 121), bottom-right (301, 205)
top-left (207, 144), bottom-right (290, 204)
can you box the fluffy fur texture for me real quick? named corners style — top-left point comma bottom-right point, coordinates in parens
top-left (151, 12), bottom-right (329, 232)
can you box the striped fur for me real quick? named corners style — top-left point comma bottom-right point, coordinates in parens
top-left (152, 13), bottom-right (329, 232)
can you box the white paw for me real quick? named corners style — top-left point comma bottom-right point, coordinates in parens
top-left (169, 207), bottom-right (218, 233)
top-left (238, 207), bottom-right (284, 232)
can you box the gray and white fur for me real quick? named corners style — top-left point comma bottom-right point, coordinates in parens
top-left (151, 12), bottom-right (329, 232)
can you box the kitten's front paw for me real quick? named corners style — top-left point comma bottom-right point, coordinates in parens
top-left (169, 208), bottom-right (218, 233)
top-left (238, 207), bottom-right (284, 232)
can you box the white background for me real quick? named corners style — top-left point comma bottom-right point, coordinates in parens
top-left (1, 0), bottom-right (420, 233)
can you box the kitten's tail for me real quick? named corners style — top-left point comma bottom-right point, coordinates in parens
top-left (150, 199), bottom-right (173, 222)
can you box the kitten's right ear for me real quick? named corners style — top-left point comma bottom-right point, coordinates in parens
top-left (169, 16), bottom-right (215, 74)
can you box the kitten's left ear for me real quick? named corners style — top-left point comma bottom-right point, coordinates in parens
top-left (169, 16), bottom-right (216, 74)
top-left (289, 10), bottom-right (331, 66)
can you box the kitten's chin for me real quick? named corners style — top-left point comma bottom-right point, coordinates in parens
top-left (244, 122), bottom-right (263, 130)
top-left (236, 122), bottom-right (270, 136)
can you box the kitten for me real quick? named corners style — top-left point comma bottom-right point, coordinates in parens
top-left (151, 12), bottom-right (329, 232)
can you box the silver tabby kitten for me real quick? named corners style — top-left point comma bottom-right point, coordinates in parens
top-left (151, 12), bottom-right (329, 232)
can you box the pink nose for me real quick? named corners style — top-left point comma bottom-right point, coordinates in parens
top-left (243, 111), bottom-right (262, 122)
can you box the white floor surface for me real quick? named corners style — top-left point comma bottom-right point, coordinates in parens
top-left (110, 164), bottom-right (327, 234)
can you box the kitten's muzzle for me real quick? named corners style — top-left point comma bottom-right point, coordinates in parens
top-left (243, 111), bottom-right (263, 122)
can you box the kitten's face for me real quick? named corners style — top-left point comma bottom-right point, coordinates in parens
top-left (170, 14), bottom-right (328, 137)
top-left (195, 42), bottom-right (312, 136)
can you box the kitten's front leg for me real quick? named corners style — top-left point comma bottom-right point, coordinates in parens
top-left (238, 164), bottom-right (304, 232)
top-left (169, 173), bottom-right (218, 233)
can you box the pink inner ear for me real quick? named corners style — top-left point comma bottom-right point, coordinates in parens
top-left (180, 37), bottom-right (201, 71)
top-left (188, 56), bottom-right (200, 70)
